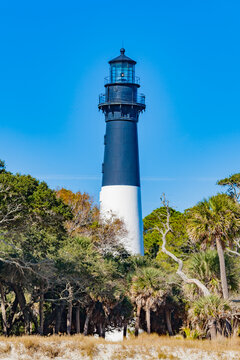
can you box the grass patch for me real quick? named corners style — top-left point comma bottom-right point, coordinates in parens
top-left (21, 337), bottom-right (41, 353)
top-left (120, 333), bottom-right (240, 352)
top-left (43, 344), bottom-right (61, 358)
top-left (157, 352), bottom-right (179, 359)
top-left (0, 342), bottom-right (11, 355)
top-left (0, 333), bottom-right (238, 359)
top-left (111, 346), bottom-right (143, 359)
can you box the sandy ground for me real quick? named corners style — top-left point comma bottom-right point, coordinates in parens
top-left (0, 335), bottom-right (239, 360)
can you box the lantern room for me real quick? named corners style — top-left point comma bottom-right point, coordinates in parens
top-left (108, 48), bottom-right (137, 84)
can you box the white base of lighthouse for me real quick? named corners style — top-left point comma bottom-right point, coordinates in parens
top-left (100, 185), bottom-right (144, 255)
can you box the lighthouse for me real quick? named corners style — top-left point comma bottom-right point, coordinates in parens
top-left (98, 49), bottom-right (145, 255)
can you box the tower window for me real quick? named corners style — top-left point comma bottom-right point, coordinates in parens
top-left (110, 62), bottom-right (135, 83)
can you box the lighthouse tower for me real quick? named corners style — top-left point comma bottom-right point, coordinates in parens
top-left (98, 49), bottom-right (145, 255)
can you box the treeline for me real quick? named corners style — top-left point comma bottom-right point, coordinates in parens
top-left (0, 159), bottom-right (240, 339)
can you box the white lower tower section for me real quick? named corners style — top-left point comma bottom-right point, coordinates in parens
top-left (100, 185), bottom-right (144, 255)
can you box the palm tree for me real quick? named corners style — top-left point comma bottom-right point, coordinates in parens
top-left (129, 267), bottom-right (168, 335)
top-left (189, 295), bottom-right (231, 339)
top-left (187, 250), bottom-right (239, 296)
top-left (186, 194), bottom-right (240, 299)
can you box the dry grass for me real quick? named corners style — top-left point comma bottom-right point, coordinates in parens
top-left (120, 333), bottom-right (240, 352)
top-left (0, 333), bottom-right (239, 359)
top-left (0, 342), bottom-right (11, 355)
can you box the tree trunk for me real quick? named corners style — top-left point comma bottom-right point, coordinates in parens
top-left (99, 322), bottom-right (103, 337)
top-left (209, 319), bottom-right (217, 339)
top-left (216, 237), bottom-right (229, 299)
top-left (12, 284), bottom-right (39, 334)
top-left (76, 304), bottom-right (80, 334)
top-left (225, 319), bottom-right (232, 337)
top-left (123, 322), bottom-right (127, 338)
top-left (7, 295), bottom-right (18, 335)
top-left (232, 319), bottom-right (239, 337)
top-left (67, 286), bottom-right (73, 335)
top-left (135, 304), bottom-right (141, 337)
top-left (102, 323), bottom-right (105, 339)
top-left (0, 282), bottom-right (7, 336)
top-left (99, 322), bottom-right (105, 338)
top-left (145, 303), bottom-right (151, 334)
top-left (30, 321), bottom-right (33, 335)
top-left (83, 307), bottom-right (93, 336)
top-left (39, 288), bottom-right (44, 335)
top-left (165, 308), bottom-right (173, 336)
top-left (12, 285), bottom-right (30, 334)
top-left (55, 304), bottom-right (63, 334)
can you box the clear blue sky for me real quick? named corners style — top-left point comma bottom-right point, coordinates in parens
top-left (1, 0), bottom-right (240, 216)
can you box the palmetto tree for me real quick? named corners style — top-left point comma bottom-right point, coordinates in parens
top-left (189, 295), bottom-right (231, 339)
top-left (187, 250), bottom-right (239, 296)
top-left (129, 267), bottom-right (169, 335)
top-left (186, 194), bottom-right (240, 299)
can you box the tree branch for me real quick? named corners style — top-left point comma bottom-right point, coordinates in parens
top-left (226, 248), bottom-right (240, 257)
top-left (158, 195), bottom-right (211, 297)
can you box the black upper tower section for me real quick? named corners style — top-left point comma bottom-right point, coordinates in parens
top-left (99, 49), bottom-right (145, 187)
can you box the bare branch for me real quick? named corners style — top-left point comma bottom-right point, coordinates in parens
top-left (0, 234), bottom-right (22, 251)
top-left (226, 248), bottom-right (240, 257)
top-left (158, 195), bottom-right (211, 297)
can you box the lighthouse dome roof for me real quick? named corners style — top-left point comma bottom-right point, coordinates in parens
top-left (109, 48), bottom-right (136, 65)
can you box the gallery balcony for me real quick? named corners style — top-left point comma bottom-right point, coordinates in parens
top-left (98, 93), bottom-right (145, 108)
top-left (104, 75), bottom-right (140, 85)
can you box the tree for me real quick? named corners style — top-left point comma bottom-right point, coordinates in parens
top-left (55, 236), bottom-right (98, 335)
top-left (0, 160), bottom-right (5, 174)
top-left (187, 250), bottom-right (239, 296)
top-left (186, 194), bottom-right (240, 299)
top-left (155, 196), bottom-right (211, 297)
top-left (188, 295), bottom-right (231, 339)
top-left (143, 207), bottom-right (191, 269)
top-left (0, 171), bottom-right (71, 334)
top-left (57, 188), bottom-right (127, 255)
top-left (56, 189), bottom-right (98, 236)
top-left (129, 266), bottom-right (169, 335)
top-left (0, 173), bottom-right (71, 241)
top-left (110, 296), bottom-right (133, 338)
top-left (155, 196), bottom-right (226, 339)
top-left (56, 236), bottom-right (127, 337)
top-left (217, 174), bottom-right (240, 202)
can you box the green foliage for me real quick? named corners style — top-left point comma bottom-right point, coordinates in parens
top-left (186, 194), bottom-right (240, 247)
top-left (187, 250), bottom-right (239, 294)
top-left (190, 294), bottom-right (231, 320)
top-left (0, 170), bottom-right (73, 337)
top-left (1, 165), bottom-right (240, 337)
top-left (187, 294), bottom-right (232, 337)
top-left (181, 326), bottom-right (201, 339)
top-left (0, 172), bottom-right (71, 236)
top-left (186, 194), bottom-right (240, 299)
top-left (217, 173), bottom-right (240, 201)
top-left (57, 236), bottom-right (128, 309)
top-left (0, 160), bottom-right (5, 173)
top-left (130, 266), bottom-right (168, 298)
top-left (143, 207), bottom-right (190, 270)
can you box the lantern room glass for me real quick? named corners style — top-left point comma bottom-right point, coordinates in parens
top-left (110, 62), bottom-right (135, 83)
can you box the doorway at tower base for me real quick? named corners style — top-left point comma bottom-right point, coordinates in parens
top-left (100, 185), bottom-right (144, 256)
